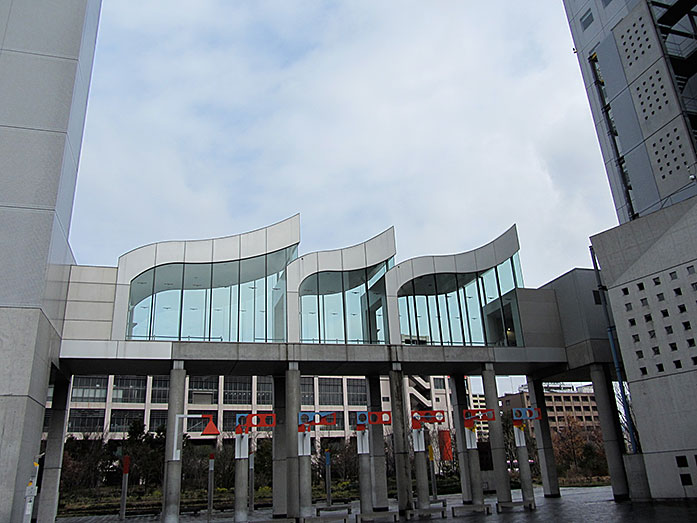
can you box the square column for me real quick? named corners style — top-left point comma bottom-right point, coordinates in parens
top-left (272, 375), bottom-right (287, 518)
top-left (36, 373), bottom-right (70, 522)
top-left (590, 364), bottom-right (629, 501)
top-left (449, 375), bottom-right (472, 503)
top-left (285, 364), bottom-right (301, 518)
top-left (481, 364), bottom-right (511, 503)
top-left (388, 364), bottom-right (412, 514)
top-left (367, 375), bottom-right (388, 511)
top-left (163, 361), bottom-right (186, 522)
top-left (526, 377), bottom-right (560, 497)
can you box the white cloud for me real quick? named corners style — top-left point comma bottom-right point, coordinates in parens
top-left (71, 0), bottom-right (617, 288)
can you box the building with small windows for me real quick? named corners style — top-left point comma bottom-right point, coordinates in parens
top-left (564, 0), bottom-right (697, 499)
top-left (500, 384), bottom-right (601, 438)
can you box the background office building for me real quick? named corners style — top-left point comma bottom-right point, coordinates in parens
top-left (564, 0), bottom-right (697, 497)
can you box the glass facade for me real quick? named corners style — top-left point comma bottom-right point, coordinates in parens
top-left (127, 246), bottom-right (298, 342)
top-left (110, 409), bottom-right (144, 432)
top-left (397, 253), bottom-right (523, 347)
top-left (300, 260), bottom-right (392, 344)
top-left (112, 376), bottom-right (146, 403)
top-left (223, 376), bottom-right (252, 404)
top-left (71, 376), bottom-right (108, 402)
top-left (68, 409), bottom-right (105, 432)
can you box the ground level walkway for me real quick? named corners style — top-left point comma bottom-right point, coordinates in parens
top-left (56, 486), bottom-right (697, 522)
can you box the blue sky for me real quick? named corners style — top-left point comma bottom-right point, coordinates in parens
top-left (70, 1), bottom-right (617, 291)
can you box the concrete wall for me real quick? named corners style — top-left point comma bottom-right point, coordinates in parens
top-left (592, 196), bottom-right (697, 497)
top-left (0, 1), bottom-right (101, 520)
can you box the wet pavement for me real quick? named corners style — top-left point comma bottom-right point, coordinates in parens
top-left (57, 485), bottom-right (697, 522)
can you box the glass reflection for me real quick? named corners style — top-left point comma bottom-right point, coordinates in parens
top-left (127, 246), bottom-right (296, 342)
top-left (396, 256), bottom-right (522, 347)
top-left (299, 260), bottom-right (391, 344)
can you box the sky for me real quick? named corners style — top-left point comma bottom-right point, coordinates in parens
top-left (70, 1), bottom-right (619, 292)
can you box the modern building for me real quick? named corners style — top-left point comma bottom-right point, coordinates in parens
top-left (563, 0), bottom-right (697, 223)
top-left (564, 0), bottom-right (697, 498)
top-left (500, 384), bottom-right (601, 438)
top-left (0, 2), bottom-right (658, 521)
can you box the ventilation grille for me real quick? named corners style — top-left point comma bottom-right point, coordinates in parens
top-left (636, 69), bottom-right (669, 121)
top-left (618, 16), bottom-right (652, 69)
top-left (650, 126), bottom-right (690, 180)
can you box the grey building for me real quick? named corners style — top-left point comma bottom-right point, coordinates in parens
top-left (563, 0), bottom-right (697, 222)
top-left (0, 1), bottom-right (102, 521)
top-left (564, 0), bottom-right (697, 498)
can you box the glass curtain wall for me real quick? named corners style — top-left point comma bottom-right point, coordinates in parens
top-left (299, 260), bottom-right (392, 344)
top-left (397, 254), bottom-right (523, 347)
top-left (127, 245), bottom-right (297, 342)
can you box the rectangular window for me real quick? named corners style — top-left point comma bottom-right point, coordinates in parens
top-left (640, 367), bottom-right (647, 376)
top-left (679, 304), bottom-right (687, 313)
top-left (688, 265), bottom-right (695, 275)
top-left (684, 321), bottom-right (692, 331)
top-left (670, 342), bottom-right (678, 351)
top-left (666, 326), bottom-right (674, 334)
top-left (688, 338), bottom-right (696, 347)
top-left (674, 360), bottom-right (683, 369)
top-left (636, 350), bottom-right (644, 358)
top-left (580, 9), bottom-right (594, 31)
top-left (625, 303), bottom-right (633, 312)
top-left (256, 376), bottom-right (273, 405)
top-left (188, 376), bottom-right (219, 404)
top-left (638, 282), bottom-right (645, 291)
top-left (622, 287), bottom-right (629, 295)
top-left (601, 0), bottom-right (613, 7)
top-left (71, 376), bottom-right (108, 402)
top-left (110, 409), bottom-right (144, 432)
top-left (629, 318), bottom-right (636, 326)
top-left (68, 408), bottom-right (105, 432)
top-left (662, 309), bottom-right (670, 318)
top-left (434, 377), bottom-right (446, 389)
top-left (675, 288), bottom-right (683, 296)
top-left (652, 346), bottom-right (660, 355)
top-left (149, 410), bottom-right (167, 431)
top-left (657, 363), bottom-right (665, 372)
top-left (644, 314), bottom-right (653, 323)
top-left (151, 376), bottom-right (169, 403)
top-left (670, 271), bottom-right (678, 281)
top-left (593, 290), bottom-right (602, 305)
top-left (319, 377), bottom-right (344, 405)
top-left (223, 376), bottom-right (252, 404)
top-left (654, 277), bottom-right (661, 286)
top-left (112, 376), bottom-right (147, 403)
top-left (347, 378), bottom-right (367, 406)
top-left (301, 377), bottom-right (315, 405)
top-left (658, 293), bottom-right (665, 301)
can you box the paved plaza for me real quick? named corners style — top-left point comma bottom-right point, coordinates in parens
top-left (56, 486), bottom-right (697, 522)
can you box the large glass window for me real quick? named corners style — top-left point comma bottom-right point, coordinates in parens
top-left (223, 376), bottom-right (252, 404)
top-left (396, 255), bottom-right (522, 347)
top-left (301, 376), bottom-right (315, 405)
top-left (110, 409), bottom-right (144, 432)
top-left (71, 376), bottom-right (108, 402)
top-left (126, 246), bottom-right (297, 342)
top-left (68, 409), bottom-right (105, 432)
top-left (151, 376), bottom-right (169, 403)
top-left (300, 260), bottom-right (391, 344)
top-left (181, 263), bottom-right (211, 341)
top-left (319, 377), bottom-right (343, 405)
top-left (347, 378), bottom-right (367, 406)
top-left (187, 411), bottom-right (217, 432)
top-left (256, 376), bottom-right (273, 405)
top-left (112, 376), bottom-right (146, 403)
top-left (211, 261), bottom-right (239, 342)
top-left (188, 376), bottom-right (219, 404)
top-left (149, 410), bottom-right (167, 431)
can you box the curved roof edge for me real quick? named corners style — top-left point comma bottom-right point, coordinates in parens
top-left (384, 224), bottom-right (519, 296)
top-left (286, 227), bottom-right (396, 292)
top-left (116, 214), bottom-right (301, 285)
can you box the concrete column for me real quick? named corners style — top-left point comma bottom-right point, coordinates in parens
top-left (235, 457), bottom-right (249, 523)
top-left (272, 375), bottom-right (287, 518)
top-left (36, 374), bottom-right (70, 522)
top-left (449, 375), bottom-right (472, 503)
top-left (526, 377), bottom-right (560, 497)
top-left (163, 361), bottom-right (186, 522)
top-left (413, 449), bottom-right (430, 510)
top-left (388, 365), bottom-right (412, 514)
top-left (517, 444), bottom-right (534, 506)
top-left (590, 364), bottom-right (629, 501)
top-left (286, 364), bottom-right (301, 518)
top-left (367, 376), bottom-right (388, 511)
top-left (481, 364), bottom-right (511, 503)
top-left (358, 453), bottom-right (373, 513)
top-left (299, 455), bottom-right (312, 517)
top-left (468, 448), bottom-right (484, 506)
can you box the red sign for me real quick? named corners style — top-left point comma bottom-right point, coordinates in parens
top-left (235, 413), bottom-right (276, 434)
